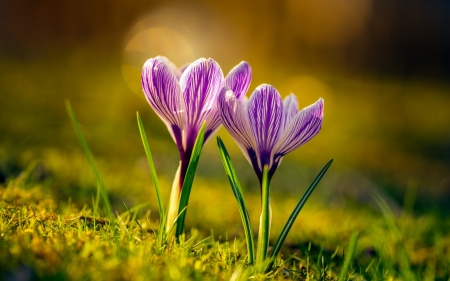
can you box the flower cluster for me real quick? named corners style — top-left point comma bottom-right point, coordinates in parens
top-left (142, 56), bottom-right (323, 187)
top-left (141, 56), bottom-right (327, 271)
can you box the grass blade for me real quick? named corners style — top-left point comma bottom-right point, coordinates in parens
top-left (166, 206), bottom-right (187, 237)
top-left (175, 122), bottom-right (206, 238)
top-left (266, 159), bottom-right (333, 272)
top-left (136, 112), bottom-right (165, 228)
top-left (217, 137), bottom-right (255, 265)
top-left (338, 231), bottom-right (359, 281)
top-left (123, 201), bottom-right (144, 229)
top-left (373, 193), bottom-right (416, 281)
top-left (65, 100), bottom-right (115, 230)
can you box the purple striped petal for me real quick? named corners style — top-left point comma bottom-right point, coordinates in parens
top-left (247, 84), bottom-right (283, 168)
top-left (179, 63), bottom-right (189, 75)
top-left (142, 58), bottom-right (185, 143)
top-left (180, 58), bottom-right (224, 145)
top-left (273, 98), bottom-right (324, 156)
top-left (218, 87), bottom-right (259, 168)
top-left (281, 94), bottom-right (299, 131)
top-left (224, 61), bottom-right (252, 100)
top-left (204, 61), bottom-right (252, 143)
top-left (203, 101), bottom-right (222, 143)
top-left (156, 56), bottom-right (183, 80)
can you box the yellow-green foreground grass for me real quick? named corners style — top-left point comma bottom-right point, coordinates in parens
top-left (1, 161), bottom-right (449, 280)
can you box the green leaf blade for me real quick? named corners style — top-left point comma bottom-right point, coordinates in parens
top-left (136, 112), bottom-right (165, 228)
top-left (65, 100), bottom-right (115, 230)
top-left (175, 122), bottom-right (207, 238)
top-left (266, 159), bottom-right (333, 272)
top-left (338, 231), bottom-right (359, 281)
top-left (373, 193), bottom-right (416, 281)
top-left (217, 136), bottom-right (255, 265)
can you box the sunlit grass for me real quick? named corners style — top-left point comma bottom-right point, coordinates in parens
top-left (1, 155), bottom-right (449, 280)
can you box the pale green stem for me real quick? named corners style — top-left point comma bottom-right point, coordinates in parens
top-left (165, 161), bottom-right (182, 235)
top-left (256, 165), bottom-right (271, 270)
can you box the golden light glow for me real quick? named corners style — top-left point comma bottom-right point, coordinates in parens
top-left (122, 20), bottom-right (195, 95)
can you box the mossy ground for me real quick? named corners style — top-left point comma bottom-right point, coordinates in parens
top-left (1, 159), bottom-right (449, 280)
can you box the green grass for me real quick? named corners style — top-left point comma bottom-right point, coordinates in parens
top-left (1, 161), bottom-right (449, 280)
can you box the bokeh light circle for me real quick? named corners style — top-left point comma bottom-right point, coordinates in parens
top-left (122, 20), bottom-right (195, 96)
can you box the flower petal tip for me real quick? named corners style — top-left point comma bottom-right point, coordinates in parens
top-left (315, 98), bottom-right (324, 119)
top-left (224, 61), bottom-right (252, 100)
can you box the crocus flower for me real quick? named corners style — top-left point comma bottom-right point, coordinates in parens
top-left (218, 83), bottom-right (324, 183)
top-left (218, 83), bottom-right (324, 264)
top-left (141, 56), bottom-right (252, 232)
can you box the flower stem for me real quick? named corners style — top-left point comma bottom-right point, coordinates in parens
top-left (165, 161), bottom-right (182, 235)
top-left (256, 165), bottom-right (271, 270)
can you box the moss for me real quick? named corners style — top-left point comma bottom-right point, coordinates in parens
top-left (1, 168), bottom-right (449, 280)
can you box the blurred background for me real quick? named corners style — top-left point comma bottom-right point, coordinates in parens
top-left (1, 0), bottom-right (449, 217)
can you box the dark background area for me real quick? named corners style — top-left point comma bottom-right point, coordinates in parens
top-left (1, 0), bottom-right (450, 77)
